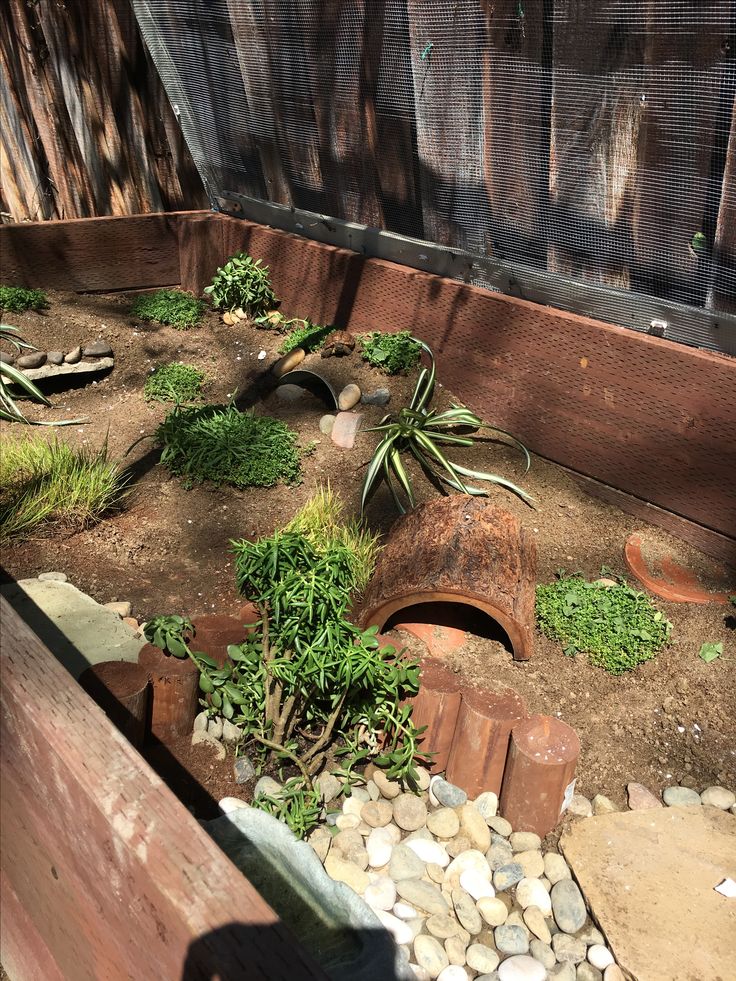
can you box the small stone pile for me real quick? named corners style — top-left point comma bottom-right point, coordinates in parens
top-left (2, 340), bottom-right (114, 380)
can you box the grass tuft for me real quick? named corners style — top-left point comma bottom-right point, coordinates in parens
top-left (0, 437), bottom-right (127, 543)
top-left (144, 363), bottom-right (205, 404)
top-left (536, 574), bottom-right (672, 674)
top-left (155, 404), bottom-right (302, 488)
top-left (131, 289), bottom-right (205, 329)
top-left (0, 286), bottom-right (49, 313)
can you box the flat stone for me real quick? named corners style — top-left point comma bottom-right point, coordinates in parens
top-left (663, 785), bottom-right (702, 807)
top-left (487, 842), bottom-right (514, 871)
top-left (338, 382), bottom-right (362, 410)
top-left (361, 387), bottom-right (391, 406)
top-left (254, 776), bottom-right (282, 799)
top-left (458, 803), bottom-right (491, 852)
top-left (407, 838), bottom-right (449, 867)
top-left (364, 876), bottom-right (396, 911)
top-left (543, 852), bottom-right (571, 885)
top-left (46, 351), bottom-right (64, 365)
top-left (444, 935), bottom-right (468, 967)
top-left (83, 339), bottom-right (113, 357)
top-left (393, 793), bottom-right (428, 831)
top-left (591, 795), bottom-right (618, 815)
top-left (38, 571), bottom-right (68, 582)
top-left (16, 351), bottom-right (46, 368)
top-left (397, 879), bottom-right (449, 916)
top-left (577, 963), bottom-right (602, 981)
top-left (275, 382), bottom-right (305, 402)
top-left (191, 730), bottom-right (226, 760)
top-left (552, 934), bottom-right (586, 965)
top-left (567, 795), bottom-right (592, 818)
top-left (516, 850), bottom-right (545, 879)
top-left (324, 854), bottom-right (369, 894)
top-left (488, 816), bottom-right (512, 837)
top-left (550, 880), bottom-right (587, 934)
top-left (374, 769), bottom-right (402, 799)
top-left (0, 578), bottom-right (145, 678)
top-left (233, 756), bottom-right (256, 784)
top-left (316, 772), bottom-right (342, 804)
top-left (104, 600), bottom-right (132, 618)
top-left (431, 777), bottom-right (467, 808)
top-left (523, 906), bottom-right (552, 944)
top-left (493, 863), bottom-right (524, 892)
top-left (459, 868), bottom-right (494, 900)
top-left (390, 843), bottom-right (426, 881)
top-left (495, 924), bottom-right (529, 955)
top-left (64, 346), bottom-right (82, 364)
top-left (452, 888), bottom-right (483, 935)
top-left (319, 413), bottom-right (336, 435)
top-left (271, 347), bottom-right (305, 377)
top-left (529, 938), bottom-right (555, 969)
top-left (700, 786), bottom-right (736, 810)
top-left (473, 792), bottom-right (499, 821)
top-left (466, 944), bottom-right (499, 974)
top-left (516, 879), bottom-right (552, 915)
top-left (477, 896), bottom-right (509, 927)
top-left (331, 410), bottom-right (363, 449)
top-left (414, 935), bottom-right (449, 978)
top-left (626, 782), bottom-right (662, 810)
top-left (560, 804), bottom-right (736, 981)
top-left (427, 808), bottom-right (460, 839)
top-left (21, 356), bottom-right (114, 382)
top-left (510, 832), bottom-right (541, 853)
top-left (498, 954), bottom-right (548, 981)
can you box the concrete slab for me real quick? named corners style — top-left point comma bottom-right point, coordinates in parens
top-left (560, 805), bottom-right (736, 981)
top-left (1, 579), bottom-right (145, 678)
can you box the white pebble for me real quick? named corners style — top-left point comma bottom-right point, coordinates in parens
top-left (497, 954), bottom-right (548, 981)
top-left (515, 877), bottom-right (552, 914)
top-left (366, 828), bottom-right (394, 867)
top-left (364, 876), bottom-right (396, 911)
top-left (409, 965), bottom-right (431, 981)
top-left (343, 796), bottom-right (364, 817)
top-left (406, 838), bottom-right (450, 867)
top-left (393, 901), bottom-right (419, 920)
top-left (459, 868), bottom-right (495, 901)
top-left (588, 945), bottom-right (615, 970)
top-left (335, 813), bottom-right (360, 830)
top-left (437, 967), bottom-right (468, 981)
top-left (218, 796), bottom-right (248, 814)
top-left (373, 908), bottom-right (414, 946)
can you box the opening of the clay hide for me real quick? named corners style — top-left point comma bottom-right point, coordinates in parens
top-left (383, 600), bottom-right (514, 656)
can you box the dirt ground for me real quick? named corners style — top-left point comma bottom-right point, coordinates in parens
top-left (2, 291), bottom-right (735, 812)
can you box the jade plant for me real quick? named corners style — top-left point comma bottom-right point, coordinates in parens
top-left (205, 253), bottom-right (277, 317)
top-left (361, 339), bottom-right (532, 515)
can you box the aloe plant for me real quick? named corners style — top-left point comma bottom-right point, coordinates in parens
top-left (0, 324), bottom-right (81, 425)
top-left (360, 340), bottom-right (534, 514)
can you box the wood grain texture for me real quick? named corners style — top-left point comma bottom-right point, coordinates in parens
top-left (0, 597), bottom-right (325, 981)
top-left (707, 95), bottom-right (736, 314)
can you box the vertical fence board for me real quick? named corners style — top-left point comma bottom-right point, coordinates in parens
top-left (707, 95), bottom-right (736, 314)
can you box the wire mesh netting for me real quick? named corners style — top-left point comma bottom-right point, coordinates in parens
top-left (133, 1), bottom-right (735, 353)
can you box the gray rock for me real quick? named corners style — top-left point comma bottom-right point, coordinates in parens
top-left (233, 756), bottom-right (256, 784)
top-left (510, 832), bottom-right (541, 852)
top-left (473, 792), bottom-right (499, 821)
top-left (495, 924), bottom-right (530, 955)
top-left (552, 933), bottom-right (586, 964)
top-left (361, 387), bottom-right (391, 406)
top-left (452, 888), bottom-right (483, 935)
top-left (487, 843), bottom-right (514, 871)
top-left (493, 862), bottom-right (524, 891)
top-left (16, 351), bottom-right (47, 369)
top-left (543, 852), bottom-right (571, 885)
top-left (574, 921), bottom-right (605, 947)
top-left (207, 716), bottom-right (224, 740)
top-left (38, 571), bottom-right (68, 582)
top-left (663, 785), bottom-right (702, 807)
top-left (414, 935), bottom-right (449, 978)
top-left (487, 816), bottom-right (513, 837)
top-left (389, 843), bottom-right (427, 881)
top-left (700, 786), bottom-right (736, 810)
top-left (64, 346), bottom-right (82, 364)
top-left (551, 880), bottom-right (587, 934)
top-left (466, 944), bottom-right (500, 974)
top-left (319, 413), bottom-right (336, 435)
top-left (396, 879), bottom-right (449, 916)
top-left (275, 383), bottom-right (305, 402)
top-left (529, 939), bottom-right (556, 969)
top-left (549, 964), bottom-right (577, 981)
top-left (22, 356), bottom-right (113, 381)
top-left (432, 777), bottom-right (467, 808)
top-left (254, 775), bottom-right (283, 799)
top-left (577, 963), bottom-right (602, 981)
top-left (193, 711), bottom-right (208, 733)
top-left (317, 772), bottom-right (342, 804)
top-left (0, 351), bottom-right (16, 364)
top-left (591, 795), bottom-right (618, 815)
top-left (47, 351), bottom-right (64, 365)
top-left (82, 339), bottom-right (113, 358)
top-left (222, 719), bottom-right (243, 745)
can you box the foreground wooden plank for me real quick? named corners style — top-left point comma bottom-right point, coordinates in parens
top-left (0, 597), bottom-right (324, 981)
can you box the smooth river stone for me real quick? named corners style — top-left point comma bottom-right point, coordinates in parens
top-left (451, 888), bottom-right (483, 935)
top-left (459, 868), bottom-right (495, 901)
top-left (426, 913), bottom-right (462, 940)
top-left (414, 934), bottom-right (449, 978)
top-left (477, 896), bottom-right (509, 927)
top-left (662, 786), bottom-right (702, 807)
top-left (466, 943), bottom-right (500, 974)
top-left (510, 832), bottom-right (541, 852)
top-left (523, 905), bottom-right (552, 943)
top-left (373, 908), bottom-right (414, 946)
top-left (393, 793), bottom-right (429, 831)
top-left (373, 769), bottom-right (402, 799)
top-left (516, 850), bottom-right (545, 879)
top-left (407, 838), bottom-right (450, 867)
top-left (472, 791), bottom-right (499, 821)
top-left (362, 799), bottom-right (394, 827)
top-left (445, 850), bottom-right (490, 887)
top-left (495, 924), bottom-right (529, 955)
top-left (366, 828), bottom-right (394, 867)
top-left (427, 807), bottom-right (461, 839)
top-left (552, 933), bottom-right (587, 964)
top-left (324, 854), bottom-right (369, 893)
top-left (488, 815), bottom-right (513, 837)
top-left (364, 876), bottom-right (396, 911)
top-left (516, 878), bottom-right (552, 915)
top-left (543, 852), bottom-right (571, 884)
top-left (588, 944), bottom-right (615, 970)
top-left (550, 879), bottom-right (587, 934)
top-left (497, 954), bottom-right (548, 981)
top-left (493, 862), bottom-right (524, 891)
top-left (436, 967), bottom-right (468, 981)
top-left (458, 803), bottom-right (491, 852)
top-left (390, 843), bottom-right (427, 880)
top-left (393, 901), bottom-right (419, 920)
top-left (397, 879), bottom-right (449, 916)
top-left (700, 786), bottom-right (736, 810)
top-left (431, 776), bottom-right (467, 808)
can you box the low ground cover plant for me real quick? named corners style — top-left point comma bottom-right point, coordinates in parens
top-left (536, 573), bottom-right (672, 674)
top-left (0, 286), bottom-right (49, 313)
top-left (155, 404), bottom-right (302, 488)
top-left (360, 330), bottom-right (422, 374)
top-left (0, 436), bottom-right (127, 543)
top-left (361, 339), bottom-right (532, 514)
top-left (205, 254), bottom-right (277, 317)
top-left (131, 289), bottom-right (204, 329)
top-left (278, 319), bottom-right (333, 354)
top-left (144, 363), bottom-right (205, 404)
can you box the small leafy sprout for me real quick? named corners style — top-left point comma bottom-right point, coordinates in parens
top-left (278, 319), bottom-right (333, 354)
top-left (536, 576), bottom-right (672, 674)
top-left (204, 253), bottom-right (278, 316)
top-left (698, 642), bottom-right (723, 663)
top-left (359, 330), bottom-right (422, 375)
top-left (131, 289), bottom-right (205, 329)
top-left (144, 363), bottom-right (205, 404)
top-left (361, 339), bottom-right (532, 515)
top-left (144, 615), bottom-right (195, 657)
top-left (252, 779), bottom-right (322, 838)
top-left (0, 286), bottom-right (49, 313)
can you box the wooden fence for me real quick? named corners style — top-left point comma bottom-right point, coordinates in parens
top-left (0, 0), bottom-right (206, 222)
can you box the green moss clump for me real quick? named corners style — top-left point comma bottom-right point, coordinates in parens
top-left (144, 363), bottom-right (205, 404)
top-left (131, 289), bottom-right (205, 329)
top-left (0, 286), bottom-right (49, 313)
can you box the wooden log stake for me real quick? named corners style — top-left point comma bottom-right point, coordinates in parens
top-left (405, 658), bottom-right (462, 774)
top-left (78, 661), bottom-right (150, 749)
top-left (137, 644), bottom-right (199, 742)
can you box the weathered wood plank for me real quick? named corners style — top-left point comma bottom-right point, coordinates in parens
top-left (0, 597), bottom-right (325, 981)
top-left (179, 212), bottom-right (225, 297)
top-left (707, 95), bottom-right (736, 314)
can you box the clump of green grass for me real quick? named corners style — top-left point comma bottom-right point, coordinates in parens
top-left (278, 320), bottom-right (333, 355)
top-left (359, 330), bottom-right (422, 375)
top-left (0, 437), bottom-right (127, 543)
top-left (131, 289), bottom-right (205, 329)
top-left (155, 404), bottom-right (301, 488)
top-left (0, 286), bottom-right (49, 313)
top-left (144, 363), bottom-right (205, 404)
top-left (536, 574), bottom-right (672, 674)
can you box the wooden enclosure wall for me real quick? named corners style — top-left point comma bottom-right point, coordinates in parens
top-left (0, 598), bottom-right (325, 981)
top-left (0, 0), bottom-right (206, 222)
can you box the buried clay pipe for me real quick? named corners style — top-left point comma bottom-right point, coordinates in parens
top-left (138, 643), bottom-right (200, 742)
top-left (445, 685), bottom-right (527, 797)
top-left (358, 496), bottom-right (537, 661)
top-left (499, 714), bottom-right (581, 838)
top-left (78, 660), bottom-right (150, 749)
top-left (404, 657), bottom-right (463, 774)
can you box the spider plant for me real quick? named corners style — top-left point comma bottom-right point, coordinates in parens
top-left (360, 340), bottom-right (534, 514)
top-left (1, 324), bottom-right (82, 425)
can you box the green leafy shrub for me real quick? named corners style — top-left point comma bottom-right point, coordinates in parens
top-left (536, 575), bottom-right (672, 674)
top-left (155, 404), bottom-right (301, 488)
top-left (204, 254), bottom-right (277, 316)
top-left (360, 330), bottom-right (422, 375)
top-left (0, 437), bottom-right (127, 543)
top-left (278, 320), bottom-right (333, 354)
top-left (0, 286), bottom-right (49, 313)
top-left (131, 289), bottom-right (204, 329)
top-left (144, 363), bottom-right (205, 403)
top-left (362, 340), bottom-right (532, 514)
